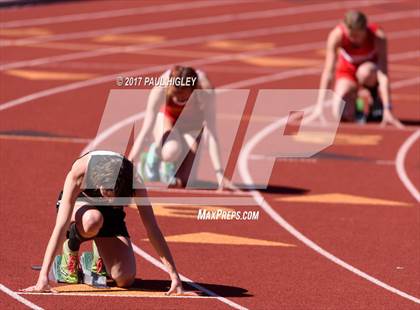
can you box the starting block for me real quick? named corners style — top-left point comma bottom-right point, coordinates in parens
top-left (80, 251), bottom-right (107, 288)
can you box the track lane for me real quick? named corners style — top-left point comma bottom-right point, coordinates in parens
top-left (0, 1), bottom-right (420, 308)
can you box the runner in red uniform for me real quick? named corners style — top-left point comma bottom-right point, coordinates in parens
top-left (129, 66), bottom-right (236, 190)
top-left (314, 10), bottom-right (402, 127)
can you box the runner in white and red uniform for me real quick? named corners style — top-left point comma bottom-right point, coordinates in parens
top-left (336, 22), bottom-right (379, 83)
top-left (313, 10), bottom-right (402, 127)
top-left (129, 66), bottom-right (236, 190)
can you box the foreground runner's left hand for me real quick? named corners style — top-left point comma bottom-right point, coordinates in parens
top-left (166, 278), bottom-right (198, 296)
top-left (166, 277), bottom-right (184, 295)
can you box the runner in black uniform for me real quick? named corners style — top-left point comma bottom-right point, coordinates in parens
top-left (22, 151), bottom-right (185, 294)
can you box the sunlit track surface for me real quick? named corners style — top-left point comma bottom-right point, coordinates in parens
top-left (0, 1), bottom-right (419, 309)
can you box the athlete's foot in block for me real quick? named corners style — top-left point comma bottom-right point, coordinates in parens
top-left (91, 241), bottom-right (108, 277)
top-left (144, 143), bottom-right (161, 181)
top-left (53, 241), bottom-right (79, 284)
top-left (93, 257), bottom-right (107, 276)
top-left (159, 161), bottom-right (177, 185)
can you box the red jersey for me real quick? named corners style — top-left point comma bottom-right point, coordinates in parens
top-left (158, 69), bottom-right (206, 130)
top-left (335, 23), bottom-right (380, 83)
top-left (337, 23), bottom-right (378, 65)
top-left (161, 93), bottom-right (205, 132)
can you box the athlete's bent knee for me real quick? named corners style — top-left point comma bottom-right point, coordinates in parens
top-left (161, 140), bottom-right (182, 162)
top-left (113, 273), bottom-right (135, 288)
top-left (79, 210), bottom-right (103, 238)
top-left (356, 62), bottom-right (377, 86)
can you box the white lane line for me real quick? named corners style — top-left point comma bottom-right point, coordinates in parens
top-left (145, 186), bottom-right (252, 197)
top-left (1, 28), bottom-right (417, 114)
top-left (78, 67), bottom-right (330, 310)
top-left (131, 244), bottom-right (248, 310)
top-left (79, 67), bottom-right (321, 155)
top-left (2, 6), bottom-right (416, 308)
top-left (0, 51), bottom-right (316, 112)
top-left (75, 70), bottom-right (420, 310)
top-left (1, 6), bottom-right (414, 71)
top-left (18, 292), bottom-right (216, 299)
top-left (237, 97), bottom-right (420, 304)
top-left (395, 130), bottom-right (420, 202)
top-left (0, 283), bottom-right (43, 310)
top-left (79, 70), bottom-right (420, 309)
top-left (389, 50), bottom-right (420, 61)
top-left (391, 76), bottom-right (420, 89)
top-left (0, 0), bottom-right (251, 28)
top-left (0, 1), bottom-right (394, 48)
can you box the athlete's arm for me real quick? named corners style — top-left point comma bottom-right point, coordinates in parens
top-left (134, 183), bottom-right (184, 295)
top-left (128, 85), bottom-right (164, 162)
top-left (376, 29), bottom-right (391, 106)
top-left (319, 28), bottom-right (340, 96)
top-left (312, 28), bottom-right (341, 121)
top-left (375, 29), bottom-right (403, 128)
top-left (22, 156), bottom-right (87, 292)
top-left (201, 77), bottom-right (237, 190)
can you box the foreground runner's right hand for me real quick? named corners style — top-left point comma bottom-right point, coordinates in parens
top-left (21, 276), bottom-right (56, 293)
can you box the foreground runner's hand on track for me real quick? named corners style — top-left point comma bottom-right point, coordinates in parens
top-left (381, 109), bottom-right (404, 128)
top-left (20, 276), bottom-right (56, 293)
top-left (166, 277), bottom-right (184, 295)
top-left (166, 277), bottom-right (198, 296)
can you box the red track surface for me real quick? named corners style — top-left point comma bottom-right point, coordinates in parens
top-left (0, 1), bottom-right (419, 309)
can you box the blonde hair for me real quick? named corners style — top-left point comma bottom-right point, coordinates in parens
top-left (86, 155), bottom-right (133, 197)
top-left (344, 10), bottom-right (367, 30)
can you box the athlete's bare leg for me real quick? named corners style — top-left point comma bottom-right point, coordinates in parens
top-left (356, 61), bottom-right (378, 87)
top-left (332, 78), bottom-right (358, 121)
top-left (153, 112), bottom-right (182, 162)
top-left (176, 131), bottom-right (202, 186)
top-left (70, 204), bottom-right (136, 288)
top-left (94, 236), bottom-right (136, 288)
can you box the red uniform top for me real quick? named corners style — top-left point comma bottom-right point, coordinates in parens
top-left (336, 23), bottom-right (379, 82)
top-left (158, 69), bottom-right (206, 131)
top-left (161, 94), bottom-right (204, 131)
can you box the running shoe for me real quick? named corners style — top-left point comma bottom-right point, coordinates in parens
top-left (355, 97), bottom-right (366, 123)
top-left (91, 241), bottom-right (107, 277)
top-left (159, 161), bottom-right (177, 185)
top-left (50, 240), bottom-right (79, 284)
top-left (144, 143), bottom-right (161, 181)
top-left (366, 86), bottom-right (383, 122)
